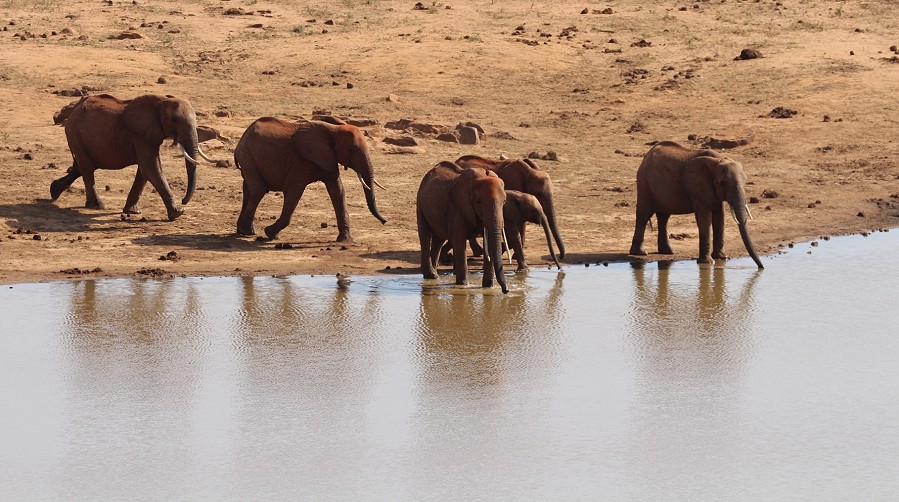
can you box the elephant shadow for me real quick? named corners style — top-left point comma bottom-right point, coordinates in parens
top-left (0, 200), bottom-right (128, 234)
top-left (129, 232), bottom-right (306, 252)
top-left (360, 250), bottom-right (420, 273)
top-left (559, 251), bottom-right (633, 265)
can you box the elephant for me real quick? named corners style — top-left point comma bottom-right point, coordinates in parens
top-left (454, 155), bottom-right (565, 260)
top-left (503, 190), bottom-right (561, 271)
top-left (417, 161), bottom-right (508, 293)
top-left (50, 94), bottom-right (212, 221)
top-left (628, 141), bottom-right (764, 269)
top-left (233, 116), bottom-right (387, 241)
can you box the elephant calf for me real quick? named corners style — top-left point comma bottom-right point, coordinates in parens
top-left (503, 190), bottom-right (561, 271)
top-left (629, 141), bottom-right (764, 269)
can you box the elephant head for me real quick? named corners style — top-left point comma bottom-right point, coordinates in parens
top-left (294, 121), bottom-right (387, 225)
top-left (686, 156), bottom-right (764, 269)
top-left (121, 96), bottom-right (201, 205)
top-left (451, 169), bottom-right (508, 293)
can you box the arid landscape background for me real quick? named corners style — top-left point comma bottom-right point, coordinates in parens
top-left (1, 0), bottom-right (897, 284)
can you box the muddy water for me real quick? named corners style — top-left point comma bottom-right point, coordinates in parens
top-left (2, 232), bottom-right (899, 500)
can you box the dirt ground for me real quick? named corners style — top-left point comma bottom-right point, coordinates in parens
top-left (1, 0), bottom-right (898, 285)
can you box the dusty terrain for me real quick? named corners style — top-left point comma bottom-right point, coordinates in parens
top-left (1, 0), bottom-right (898, 284)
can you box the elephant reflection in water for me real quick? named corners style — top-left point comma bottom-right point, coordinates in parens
top-left (415, 272), bottom-right (567, 388)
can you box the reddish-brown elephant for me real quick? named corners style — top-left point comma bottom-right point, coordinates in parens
top-left (454, 155), bottom-right (565, 260)
top-left (417, 161), bottom-right (508, 293)
top-left (50, 94), bottom-right (210, 221)
top-left (504, 190), bottom-right (561, 271)
top-left (629, 141), bottom-right (764, 269)
top-left (233, 117), bottom-right (386, 241)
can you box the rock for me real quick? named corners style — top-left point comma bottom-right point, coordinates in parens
top-left (384, 145), bottom-right (427, 154)
top-left (214, 159), bottom-right (233, 168)
top-left (768, 107), bottom-right (797, 119)
top-left (436, 132), bottom-right (459, 143)
top-left (457, 126), bottom-right (480, 145)
top-left (223, 7), bottom-right (245, 15)
top-left (196, 125), bottom-right (227, 143)
top-left (408, 122), bottom-right (446, 135)
top-left (413, 2), bottom-right (427, 10)
top-left (386, 94), bottom-right (399, 102)
top-left (761, 189), bottom-right (779, 199)
top-left (346, 82), bottom-right (354, 89)
top-left (383, 136), bottom-right (419, 147)
top-left (113, 31), bottom-right (142, 40)
top-left (457, 121), bottom-right (485, 137)
top-left (631, 39), bottom-right (652, 47)
top-left (734, 48), bottom-right (763, 60)
top-left (214, 110), bottom-right (232, 118)
top-left (385, 118), bottom-right (412, 130)
top-left (23, 153), bottom-right (33, 160)
top-left (580, 8), bottom-right (589, 14)
top-left (157, 76), bottom-right (167, 84)
top-left (701, 133), bottom-right (754, 149)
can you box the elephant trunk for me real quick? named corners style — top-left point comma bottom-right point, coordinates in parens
top-left (731, 196), bottom-right (764, 269)
top-left (486, 226), bottom-right (508, 294)
top-left (539, 195), bottom-right (565, 259)
top-left (179, 120), bottom-right (199, 205)
top-left (539, 215), bottom-right (561, 269)
top-left (357, 151), bottom-right (387, 224)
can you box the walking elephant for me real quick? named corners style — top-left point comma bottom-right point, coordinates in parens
top-left (50, 94), bottom-right (211, 221)
top-left (417, 161), bottom-right (508, 293)
top-left (455, 155), bottom-right (565, 260)
top-left (628, 141), bottom-right (764, 269)
top-left (233, 117), bottom-right (387, 241)
top-left (504, 190), bottom-right (561, 271)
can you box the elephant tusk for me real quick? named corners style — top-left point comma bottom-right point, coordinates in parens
top-left (357, 174), bottom-right (372, 191)
top-left (373, 178), bottom-right (387, 191)
top-left (745, 204), bottom-right (754, 221)
top-left (483, 227), bottom-right (490, 264)
top-left (197, 145), bottom-right (215, 163)
top-left (502, 227), bottom-right (512, 265)
top-left (180, 144), bottom-right (199, 165)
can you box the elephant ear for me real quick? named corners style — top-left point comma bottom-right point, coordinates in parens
top-left (450, 169), bottom-right (482, 226)
top-left (121, 95), bottom-right (165, 147)
top-left (685, 156), bottom-right (725, 202)
top-left (292, 121), bottom-right (338, 173)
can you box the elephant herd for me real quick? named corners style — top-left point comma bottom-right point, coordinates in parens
top-left (49, 93), bottom-right (763, 294)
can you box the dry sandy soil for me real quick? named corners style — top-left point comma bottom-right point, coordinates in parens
top-left (1, 0), bottom-right (898, 284)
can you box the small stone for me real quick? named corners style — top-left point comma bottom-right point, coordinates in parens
top-left (580, 8), bottom-right (589, 14)
top-left (157, 76), bottom-right (167, 84)
top-left (23, 153), bottom-right (33, 160)
top-left (346, 82), bottom-right (354, 89)
top-left (857, 211), bottom-right (865, 217)
top-left (849, 50), bottom-right (855, 55)
top-left (386, 94), bottom-right (399, 102)
top-left (320, 222), bottom-right (328, 228)
top-left (457, 126), bottom-right (480, 145)
top-left (808, 203), bottom-right (816, 208)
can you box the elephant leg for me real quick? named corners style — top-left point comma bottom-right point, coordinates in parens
top-left (50, 160), bottom-right (82, 201)
top-left (451, 234), bottom-right (469, 286)
top-left (468, 237), bottom-right (484, 257)
top-left (482, 245), bottom-right (496, 288)
top-left (630, 206), bottom-right (652, 255)
top-left (81, 168), bottom-right (105, 210)
top-left (417, 209), bottom-right (438, 279)
top-left (430, 236), bottom-right (446, 272)
top-left (711, 206), bottom-right (728, 260)
top-left (438, 242), bottom-right (454, 265)
top-left (324, 175), bottom-right (352, 243)
top-left (264, 185), bottom-right (306, 240)
top-left (656, 213), bottom-right (674, 255)
top-left (506, 223), bottom-right (526, 270)
top-left (122, 169), bottom-right (147, 214)
top-left (694, 209), bottom-right (713, 263)
top-left (237, 180), bottom-right (266, 236)
top-left (137, 151), bottom-right (182, 221)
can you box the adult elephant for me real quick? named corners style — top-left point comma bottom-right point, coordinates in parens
top-left (504, 190), bottom-right (561, 271)
top-left (629, 141), bottom-right (764, 269)
top-left (455, 155), bottom-right (565, 260)
top-left (50, 94), bottom-right (210, 221)
top-left (417, 161), bottom-right (508, 293)
top-left (234, 117), bottom-right (386, 241)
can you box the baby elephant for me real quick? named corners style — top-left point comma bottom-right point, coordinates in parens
top-left (629, 141), bottom-right (764, 269)
top-left (503, 190), bottom-right (561, 271)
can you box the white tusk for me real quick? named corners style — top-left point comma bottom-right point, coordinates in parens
top-left (197, 145), bottom-right (215, 163)
top-left (483, 227), bottom-right (490, 264)
top-left (745, 204), bottom-right (754, 221)
top-left (730, 204), bottom-right (738, 224)
top-left (180, 144), bottom-right (199, 165)
top-left (357, 174), bottom-right (371, 191)
top-left (502, 227), bottom-right (512, 265)
top-left (373, 178), bottom-right (387, 191)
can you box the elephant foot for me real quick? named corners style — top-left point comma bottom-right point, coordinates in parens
top-left (50, 179), bottom-right (70, 200)
top-left (85, 200), bottom-right (106, 210)
top-left (336, 233), bottom-right (355, 243)
top-left (516, 263), bottom-right (529, 271)
top-left (658, 246), bottom-right (674, 255)
top-left (712, 251), bottom-right (729, 260)
top-left (122, 206), bottom-right (142, 215)
top-left (236, 226), bottom-right (256, 237)
top-left (482, 276), bottom-right (495, 288)
top-left (697, 256), bottom-right (712, 264)
top-left (263, 225), bottom-right (280, 240)
top-left (167, 207), bottom-right (185, 221)
top-left (629, 246), bottom-right (648, 256)
top-left (423, 269), bottom-right (437, 280)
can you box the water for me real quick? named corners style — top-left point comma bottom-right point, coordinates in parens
top-left (1, 232), bottom-right (898, 500)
